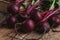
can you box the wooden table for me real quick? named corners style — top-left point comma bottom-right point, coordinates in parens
top-left (0, 26), bottom-right (60, 40)
top-left (0, 0), bottom-right (60, 40)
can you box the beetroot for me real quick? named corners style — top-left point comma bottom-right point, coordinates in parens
top-left (11, 0), bottom-right (25, 13)
top-left (35, 21), bottom-right (50, 34)
top-left (50, 15), bottom-right (60, 28)
top-left (7, 15), bottom-right (17, 27)
top-left (6, 0), bottom-right (60, 34)
top-left (52, 16), bottom-right (60, 24)
top-left (30, 9), bottom-right (42, 23)
top-left (15, 19), bottom-right (35, 33)
top-left (25, 19), bottom-right (35, 31)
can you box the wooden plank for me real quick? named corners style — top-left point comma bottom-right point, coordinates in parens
top-left (0, 27), bottom-right (60, 40)
top-left (0, 28), bottom-right (13, 40)
top-left (0, 1), bottom-right (60, 40)
top-left (24, 32), bottom-right (42, 40)
top-left (0, 1), bottom-right (10, 13)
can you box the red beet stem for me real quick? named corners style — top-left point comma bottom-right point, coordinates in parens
top-left (36, 7), bottom-right (60, 26)
top-left (26, 0), bottom-right (40, 14)
top-left (41, 7), bottom-right (60, 22)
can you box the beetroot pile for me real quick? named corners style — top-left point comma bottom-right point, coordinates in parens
top-left (7, 0), bottom-right (60, 34)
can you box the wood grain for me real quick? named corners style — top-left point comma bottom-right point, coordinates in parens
top-left (0, 27), bottom-right (60, 40)
top-left (0, 0), bottom-right (60, 40)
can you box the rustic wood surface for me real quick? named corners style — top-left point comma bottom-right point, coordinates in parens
top-left (0, 0), bottom-right (60, 40)
top-left (0, 26), bottom-right (60, 40)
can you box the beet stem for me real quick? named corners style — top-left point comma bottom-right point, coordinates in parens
top-left (36, 7), bottom-right (60, 26)
top-left (41, 7), bottom-right (60, 22)
top-left (26, 0), bottom-right (40, 14)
